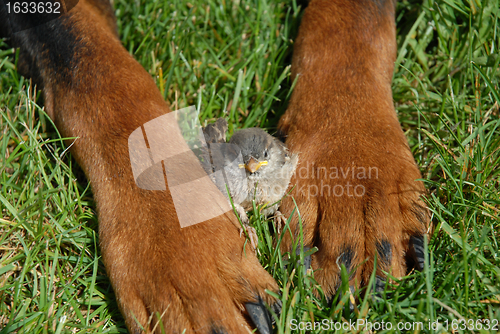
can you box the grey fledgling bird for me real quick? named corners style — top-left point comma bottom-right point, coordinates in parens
top-left (202, 119), bottom-right (299, 248)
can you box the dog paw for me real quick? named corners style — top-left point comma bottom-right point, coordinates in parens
top-left (100, 194), bottom-right (278, 333)
top-left (277, 134), bottom-right (430, 297)
top-left (277, 107), bottom-right (430, 299)
top-left (275, 0), bottom-right (430, 299)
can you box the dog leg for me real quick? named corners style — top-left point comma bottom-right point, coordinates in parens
top-left (1, 1), bottom-right (278, 332)
top-left (278, 0), bottom-right (430, 296)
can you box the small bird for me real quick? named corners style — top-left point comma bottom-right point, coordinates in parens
top-left (202, 119), bottom-right (299, 249)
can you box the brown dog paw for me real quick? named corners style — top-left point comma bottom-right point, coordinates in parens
top-left (101, 198), bottom-right (278, 333)
top-left (276, 0), bottom-right (430, 298)
top-left (276, 141), bottom-right (429, 297)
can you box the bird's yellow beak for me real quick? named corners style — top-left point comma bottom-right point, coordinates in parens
top-left (239, 157), bottom-right (268, 173)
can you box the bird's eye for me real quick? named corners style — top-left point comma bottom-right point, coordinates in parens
top-left (264, 149), bottom-right (269, 159)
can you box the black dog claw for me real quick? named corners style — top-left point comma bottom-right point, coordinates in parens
top-left (271, 298), bottom-right (282, 319)
top-left (410, 235), bottom-right (426, 271)
top-left (245, 296), bottom-right (272, 334)
top-left (296, 246), bottom-right (312, 271)
top-left (374, 276), bottom-right (386, 294)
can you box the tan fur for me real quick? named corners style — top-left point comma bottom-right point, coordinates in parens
top-left (278, 0), bottom-right (429, 294)
top-left (36, 1), bottom-right (277, 333)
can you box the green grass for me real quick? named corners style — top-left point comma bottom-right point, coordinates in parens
top-left (1, 0), bottom-right (499, 332)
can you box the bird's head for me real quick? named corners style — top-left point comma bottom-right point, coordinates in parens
top-left (229, 128), bottom-right (290, 176)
